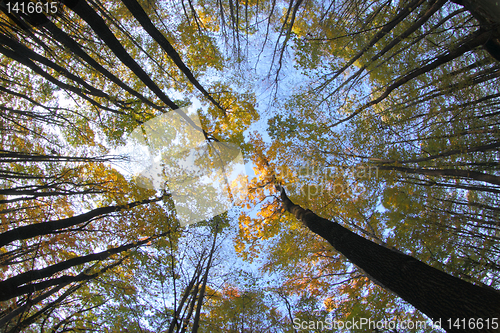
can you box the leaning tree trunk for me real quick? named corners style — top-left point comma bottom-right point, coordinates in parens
top-left (451, 0), bottom-right (500, 62)
top-left (277, 185), bottom-right (500, 333)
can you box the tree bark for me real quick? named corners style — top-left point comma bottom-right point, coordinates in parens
top-left (61, 0), bottom-right (179, 110)
top-left (372, 141), bottom-right (500, 165)
top-left (451, 0), bottom-right (500, 31)
top-left (376, 164), bottom-right (500, 186)
top-left (330, 28), bottom-right (492, 128)
top-left (0, 195), bottom-right (166, 247)
top-left (277, 185), bottom-right (500, 333)
top-left (119, 0), bottom-right (224, 111)
top-left (451, 0), bottom-right (500, 61)
top-left (0, 233), bottom-right (166, 301)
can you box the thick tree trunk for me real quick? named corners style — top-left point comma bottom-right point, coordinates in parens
top-left (278, 186), bottom-right (500, 333)
top-left (452, 0), bottom-right (500, 61)
top-left (452, 0), bottom-right (500, 30)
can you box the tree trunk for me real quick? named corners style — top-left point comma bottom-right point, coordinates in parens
top-left (277, 185), bottom-right (500, 333)
top-left (0, 195), bottom-right (166, 246)
top-left (120, 0), bottom-right (224, 111)
top-left (330, 28), bottom-right (492, 128)
top-left (191, 220), bottom-right (219, 332)
top-left (61, 0), bottom-right (179, 110)
top-left (372, 141), bottom-right (500, 165)
top-left (0, 234), bottom-right (164, 301)
top-left (451, 0), bottom-right (500, 61)
top-left (168, 254), bottom-right (205, 333)
top-left (375, 164), bottom-right (500, 186)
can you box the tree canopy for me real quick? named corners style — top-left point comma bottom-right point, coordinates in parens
top-left (1, 0), bottom-right (499, 331)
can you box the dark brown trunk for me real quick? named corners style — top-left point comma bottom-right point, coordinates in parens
top-left (61, 0), bottom-right (179, 110)
top-left (330, 29), bottom-right (492, 128)
top-left (377, 164), bottom-right (500, 186)
top-left (119, 0), bottom-right (224, 111)
top-left (278, 186), bottom-right (500, 333)
top-left (0, 195), bottom-right (166, 246)
top-left (451, 0), bottom-right (500, 61)
top-left (0, 234), bottom-right (162, 301)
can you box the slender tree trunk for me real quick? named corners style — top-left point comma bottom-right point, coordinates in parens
top-left (327, 0), bottom-right (427, 85)
top-left (277, 185), bottom-right (500, 333)
top-left (2, 283), bottom-right (83, 333)
top-left (373, 141), bottom-right (500, 164)
top-left (376, 164), bottom-right (500, 186)
top-left (0, 150), bottom-right (113, 163)
top-left (0, 282), bottom-right (70, 328)
top-left (168, 254), bottom-right (205, 333)
top-left (0, 234), bottom-right (165, 301)
top-left (191, 220), bottom-right (219, 332)
top-left (331, 0), bottom-right (447, 98)
top-left (61, 0), bottom-right (179, 110)
top-left (0, 194), bottom-right (167, 246)
top-left (330, 29), bottom-right (492, 128)
top-left (181, 283), bottom-right (200, 333)
top-left (0, 43), bottom-right (121, 114)
top-left (120, 0), bottom-right (225, 111)
top-left (39, 18), bottom-right (163, 110)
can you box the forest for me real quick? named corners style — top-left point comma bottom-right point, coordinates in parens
top-left (0, 0), bottom-right (500, 331)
